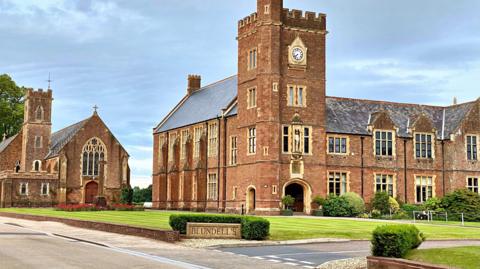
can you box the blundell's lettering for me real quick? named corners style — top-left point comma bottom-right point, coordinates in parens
top-left (186, 223), bottom-right (241, 239)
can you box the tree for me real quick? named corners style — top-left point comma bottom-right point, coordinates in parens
top-left (0, 74), bottom-right (25, 137)
top-left (132, 185), bottom-right (152, 203)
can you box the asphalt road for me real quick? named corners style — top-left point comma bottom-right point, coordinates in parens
top-left (220, 239), bottom-right (480, 268)
top-left (0, 222), bottom-right (206, 269)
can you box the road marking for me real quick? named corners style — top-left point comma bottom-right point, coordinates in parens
top-left (253, 256), bottom-right (265, 260)
top-left (302, 266), bottom-right (315, 269)
top-left (274, 250), bottom-right (369, 257)
top-left (267, 255), bottom-right (280, 258)
top-left (284, 262), bottom-right (299, 266)
top-left (300, 261), bottom-right (315, 265)
top-left (283, 258), bottom-right (297, 261)
top-left (267, 259), bottom-right (281, 263)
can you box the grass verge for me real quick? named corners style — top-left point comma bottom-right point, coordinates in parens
top-left (1, 208), bottom-right (480, 241)
top-left (406, 246), bottom-right (480, 269)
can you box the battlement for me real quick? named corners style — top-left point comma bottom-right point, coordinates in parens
top-left (238, 12), bottom-right (258, 29)
top-left (282, 8), bottom-right (326, 30)
top-left (25, 88), bottom-right (53, 99)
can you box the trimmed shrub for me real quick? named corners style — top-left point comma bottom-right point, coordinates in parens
top-left (358, 213), bottom-right (369, 219)
top-left (371, 224), bottom-right (425, 258)
top-left (282, 195), bottom-right (295, 210)
top-left (389, 197), bottom-right (400, 214)
top-left (441, 189), bottom-right (480, 222)
top-left (169, 214), bottom-right (270, 240)
top-left (372, 192), bottom-right (390, 214)
top-left (323, 195), bottom-right (353, 217)
top-left (281, 209), bottom-right (293, 216)
top-left (392, 210), bottom-right (410, 220)
top-left (343, 192), bottom-right (366, 216)
top-left (371, 209), bottom-right (382, 219)
top-left (401, 203), bottom-right (423, 213)
top-left (312, 196), bottom-right (326, 208)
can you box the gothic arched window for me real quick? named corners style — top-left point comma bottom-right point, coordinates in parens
top-left (82, 138), bottom-right (106, 177)
top-left (35, 106), bottom-right (44, 121)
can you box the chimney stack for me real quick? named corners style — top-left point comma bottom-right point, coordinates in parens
top-left (187, 75), bottom-right (201, 95)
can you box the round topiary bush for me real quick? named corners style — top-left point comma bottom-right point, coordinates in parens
top-left (343, 192), bottom-right (366, 216)
top-left (389, 197), bottom-right (400, 214)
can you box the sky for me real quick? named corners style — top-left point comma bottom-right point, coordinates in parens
top-left (1, 0), bottom-right (479, 188)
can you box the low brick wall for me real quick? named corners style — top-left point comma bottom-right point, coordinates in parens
top-left (367, 256), bottom-right (450, 269)
top-left (0, 212), bottom-right (179, 243)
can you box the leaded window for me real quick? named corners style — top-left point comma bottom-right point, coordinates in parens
top-left (82, 138), bottom-right (106, 177)
top-left (207, 173), bottom-right (218, 200)
top-left (467, 177), bottom-right (479, 194)
top-left (375, 174), bottom-right (394, 196)
top-left (328, 136), bottom-right (347, 154)
top-left (467, 135), bottom-right (478, 161)
top-left (375, 130), bottom-right (394, 156)
top-left (415, 176), bottom-right (434, 203)
top-left (328, 172), bottom-right (348, 196)
top-left (415, 133), bottom-right (433, 159)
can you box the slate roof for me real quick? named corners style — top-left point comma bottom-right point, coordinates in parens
top-left (45, 118), bottom-right (89, 159)
top-left (326, 97), bottom-right (475, 139)
top-left (154, 75), bottom-right (238, 133)
top-left (155, 75), bottom-right (477, 140)
top-left (0, 134), bottom-right (18, 154)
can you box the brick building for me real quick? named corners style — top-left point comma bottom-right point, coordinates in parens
top-left (0, 88), bottom-right (130, 207)
top-left (152, 0), bottom-right (480, 215)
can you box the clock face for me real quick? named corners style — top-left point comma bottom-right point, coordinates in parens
top-left (292, 47), bottom-right (304, 62)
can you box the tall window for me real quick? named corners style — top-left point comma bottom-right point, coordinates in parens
top-left (467, 177), bottom-right (479, 194)
top-left (34, 136), bottom-right (42, 148)
top-left (328, 136), bottom-right (348, 154)
top-left (230, 136), bottom-right (238, 165)
top-left (82, 138), bottom-right (106, 177)
top-left (375, 174), bottom-right (394, 196)
top-left (467, 135), bottom-right (478, 161)
top-left (375, 130), bottom-right (394, 157)
top-left (168, 133), bottom-right (177, 162)
top-left (35, 106), bottom-right (44, 121)
top-left (247, 87), bottom-right (257, 108)
top-left (41, 183), bottom-right (49, 196)
top-left (248, 127), bottom-right (256, 154)
top-left (20, 183), bottom-right (28, 196)
top-left (180, 130), bottom-right (189, 160)
top-left (328, 172), bottom-right (348, 196)
top-left (248, 48), bottom-right (257, 70)
top-left (193, 127), bottom-right (203, 158)
top-left (208, 123), bottom-right (218, 157)
top-left (207, 173), bottom-right (218, 200)
top-left (192, 175), bottom-right (197, 200)
top-left (415, 176), bottom-right (434, 203)
top-left (282, 126), bottom-right (312, 154)
top-left (179, 173), bottom-right (184, 201)
top-left (415, 133), bottom-right (433, 159)
top-left (158, 135), bottom-right (165, 166)
top-left (287, 85), bottom-right (306, 107)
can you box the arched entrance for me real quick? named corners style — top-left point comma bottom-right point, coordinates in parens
top-left (85, 181), bottom-right (98, 204)
top-left (246, 187), bottom-right (256, 214)
top-left (285, 183), bottom-right (304, 212)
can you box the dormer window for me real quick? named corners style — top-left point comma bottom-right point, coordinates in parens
top-left (415, 133), bottom-right (434, 159)
top-left (374, 130), bottom-right (394, 157)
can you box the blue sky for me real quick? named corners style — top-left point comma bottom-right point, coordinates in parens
top-left (1, 0), bottom-right (479, 187)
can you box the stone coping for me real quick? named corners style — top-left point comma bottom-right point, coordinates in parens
top-left (0, 212), bottom-right (179, 243)
top-left (367, 256), bottom-right (451, 269)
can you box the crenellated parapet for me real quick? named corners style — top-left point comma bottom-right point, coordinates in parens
top-left (238, 12), bottom-right (258, 34)
top-left (282, 8), bottom-right (326, 31)
top-left (25, 88), bottom-right (53, 99)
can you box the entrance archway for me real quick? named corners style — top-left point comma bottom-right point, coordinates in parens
top-left (283, 179), bottom-right (312, 214)
top-left (246, 187), bottom-right (256, 214)
top-left (285, 183), bottom-right (304, 212)
top-left (85, 181), bottom-right (98, 204)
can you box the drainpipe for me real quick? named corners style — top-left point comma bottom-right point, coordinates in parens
top-left (404, 139), bottom-right (408, 203)
top-left (360, 137), bottom-right (365, 198)
top-left (442, 140), bottom-right (446, 196)
top-left (165, 132), bottom-right (169, 208)
top-left (216, 117), bottom-right (221, 211)
top-left (222, 116), bottom-right (228, 212)
top-left (204, 121), bottom-right (209, 211)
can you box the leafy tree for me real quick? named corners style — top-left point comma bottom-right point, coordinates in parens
top-left (132, 185), bottom-right (152, 203)
top-left (0, 74), bottom-right (25, 137)
top-left (120, 187), bottom-right (133, 205)
top-left (372, 192), bottom-right (390, 214)
top-left (441, 189), bottom-right (480, 222)
top-left (323, 195), bottom-right (353, 217)
top-left (281, 195), bottom-right (295, 210)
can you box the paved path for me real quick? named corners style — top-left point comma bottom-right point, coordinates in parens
top-left (220, 239), bottom-right (480, 268)
top-left (0, 217), bottom-right (296, 269)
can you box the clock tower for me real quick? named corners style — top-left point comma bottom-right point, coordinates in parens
top-left (236, 0), bottom-right (328, 214)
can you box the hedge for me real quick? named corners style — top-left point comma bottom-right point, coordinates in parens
top-left (371, 224), bottom-right (425, 258)
top-left (169, 214), bottom-right (270, 240)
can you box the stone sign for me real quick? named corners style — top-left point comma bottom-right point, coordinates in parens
top-left (186, 222), bottom-right (242, 239)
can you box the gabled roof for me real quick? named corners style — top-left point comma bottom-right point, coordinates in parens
top-left (45, 118), bottom-right (89, 159)
top-left (154, 75), bottom-right (238, 133)
top-left (326, 97), bottom-right (475, 138)
top-left (0, 133), bottom-right (18, 154)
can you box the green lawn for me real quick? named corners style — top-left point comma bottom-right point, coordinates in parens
top-left (406, 246), bottom-right (480, 269)
top-left (1, 208), bottom-right (480, 241)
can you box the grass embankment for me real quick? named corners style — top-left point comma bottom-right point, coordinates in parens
top-left (406, 246), bottom-right (480, 269)
top-left (1, 208), bottom-right (480, 241)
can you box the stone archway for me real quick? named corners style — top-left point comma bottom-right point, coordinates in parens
top-left (246, 186), bottom-right (256, 214)
top-left (283, 179), bottom-right (312, 214)
top-left (85, 181), bottom-right (98, 204)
